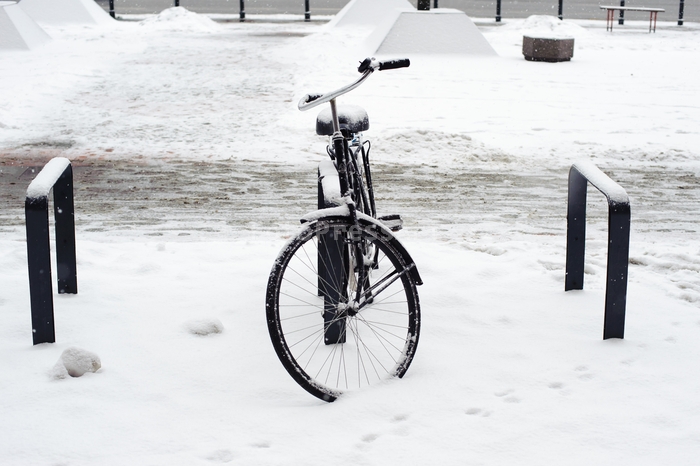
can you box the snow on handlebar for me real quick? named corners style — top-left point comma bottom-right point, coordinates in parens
top-left (298, 57), bottom-right (410, 112)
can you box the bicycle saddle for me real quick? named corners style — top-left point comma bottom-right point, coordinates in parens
top-left (316, 105), bottom-right (369, 136)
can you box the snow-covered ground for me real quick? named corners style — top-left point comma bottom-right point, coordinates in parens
top-left (1, 8), bottom-right (700, 465)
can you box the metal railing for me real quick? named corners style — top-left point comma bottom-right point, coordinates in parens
top-left (25, 157), bottom-right (78, 345)
top-left (565, 161), bottom-right (630, 340)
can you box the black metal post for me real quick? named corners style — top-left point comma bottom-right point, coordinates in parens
top-left (678, 0), bottom-right (685, 25)
top-left (496, 0), bottom-right (502, 22)
top-left (175, 0), bottom-right (179, 7)
top-left (417, 0), bottom-right (430, 10)
top-left (108, 0), bottom-right (115, 18)
top-left (604, 201), bottom-right (631, 339)
top-left (54, 165), bottom-right (77, 295)
top-left (434, 0), bottom-right (439, 7)
top-left (558, 0), bottom-right (563, 20)
top-left (305, 0), bottom-right (310, 21)
top-left (565, 170), bottom-right (587, 291)
top-left (619, 0), bottom-right (625, 25)
top-left (26, 196), bottom-right (55, 345)
top-left (317, 168), bottom-right (346, 345)
top-left (240, 0), bottom-right (245, 21)
top-left (565, 163), bottom-right (630, 340)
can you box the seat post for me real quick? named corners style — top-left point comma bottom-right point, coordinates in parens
top-left (329, 98), bottom-right (341, 135)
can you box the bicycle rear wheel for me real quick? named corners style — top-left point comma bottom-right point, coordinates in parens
top-left (266, 217), bottom-right (421, 402)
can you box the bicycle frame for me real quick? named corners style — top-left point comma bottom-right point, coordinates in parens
top-left (299, 57), bottom-right (412, 339)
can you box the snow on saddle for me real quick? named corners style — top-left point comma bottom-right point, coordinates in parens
top-left (316, 105), bottom-right (369, 137)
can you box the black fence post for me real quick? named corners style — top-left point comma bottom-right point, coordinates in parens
top-left (678, 0), bottom-right (685, 25)
top-left (305, 0), bottom-right (310, 21)
top-left (496, 0), bottom-right (502, 22)
top-left (108, 0), bottom-right (115, 18)
top-left (26, 196), bottom-right (55, 344)
top-left (558, 0), bottom-right (564, 20)
top-left (25, 158), bottom-right (78, 345)
top-left (565, 162), bottom-right (630, 340)
top-left (417, 0), bottom-right (430, 10)
top-left (619, 0), bottom-right (625, 25)
top-left (240, 0), bottom-right (245, 21)
top-left (434, 0), bottom-right (439, 7)
top-left (54, 165), bottom-right (78, 294)
top-left (175, 0), bottom-right (179, 7)
top-left (317, 162), bottom-right (346, 345)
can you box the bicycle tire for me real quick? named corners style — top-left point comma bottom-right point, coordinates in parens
top-left (266, 217), bottom-right (421, 402)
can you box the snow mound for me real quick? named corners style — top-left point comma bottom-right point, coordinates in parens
top-left (509, 15), bottom-right (588, 39)
top-left (184, 318), bottom-right (224, 336)
top-left (382, 130), bottom-right (514, 165)
top-left (0, 1), bottom-right (51, 51)
top-left (18, 0), bottom-right (113, 26)
top-left (327, 0), bottom-right (413, 29)
top-left (365, 9), bottom-right (497, 56)
top-left (50, 347), bottom-right (101, 379)
top-left (140, 7), bottom-right (220, 33)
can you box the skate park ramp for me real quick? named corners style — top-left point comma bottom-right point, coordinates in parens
top-left (328, 0), bottom-right (413, 28)
top-left (365, 8), bottom-right (497, 56)
top-left (0, 1), bottom-right (50, 50)
top-left (18, 0), bottom-right (113, 25)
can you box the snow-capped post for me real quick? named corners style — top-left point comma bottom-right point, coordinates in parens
top-left (305, 0), bottom-right (310, 21)
top-left (108, 0), bottom-right (115, 18)
top-left (496, 0), bottom-right (502, 22)
top-left (417, 0), bottom-right (430, 10)
top-left (565, 161), bottom-right (630, 340)
top-left (678, 0), bottom-right (685, 25)
top-left (618, 0), bottom-right (626, 24)
top-left (25, 157), bottom-right (78, 345)
top-left (240, 0), bottom-right (245, 21)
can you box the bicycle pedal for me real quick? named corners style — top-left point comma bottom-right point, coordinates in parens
top-left (378, 214), bottom-right (403, 232)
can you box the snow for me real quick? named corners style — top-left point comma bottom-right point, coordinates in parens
top-left (1, 8), bottom-right (700, 465)
top-left (139, 7), bottom-right (221, 33)
top-left (25, 156), bottom-right (70, 199)
top-left (327, 0), bottom-right (413, 29)
top-left (18, 0), bottom-right (113, 26)
top-left (49, 346), bottom-right (102, 379)
top-left (184, 318), bottom-right (225, 336)
top-left (572, 160), bottom-right (630, 205)
top-left (0, 1), bottom-right (51, 50)
top-left (365, 8), bottom-right (497, 56)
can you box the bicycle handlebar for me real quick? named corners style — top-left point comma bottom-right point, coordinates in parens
top-left (378, 58), bottom-right (411, 71)
top-left (298, 57), bottom-right (410, 112)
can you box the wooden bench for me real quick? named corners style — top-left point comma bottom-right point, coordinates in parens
top-left (600, 5), bottom-right (665, 33)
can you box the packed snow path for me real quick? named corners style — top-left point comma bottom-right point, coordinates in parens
top-left (2, 155), bottom-right (700, 247)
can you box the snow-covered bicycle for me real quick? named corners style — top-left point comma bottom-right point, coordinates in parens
top-left (265, 58), bottom-right (422, 402)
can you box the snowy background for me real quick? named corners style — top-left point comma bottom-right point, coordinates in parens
top-left (1, 8), bottom-right (700, 465)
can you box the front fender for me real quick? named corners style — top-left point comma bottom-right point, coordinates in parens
top-left (299, 209), bottom-right (423, 286)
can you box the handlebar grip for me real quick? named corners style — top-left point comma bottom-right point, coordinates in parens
top-left (378, 59), bottom-right (410, 71)
top-left (303, 93), bottom-right (323, 104)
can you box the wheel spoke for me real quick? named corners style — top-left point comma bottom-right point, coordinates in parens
top-left (267, 219), bottom-right (420, 401)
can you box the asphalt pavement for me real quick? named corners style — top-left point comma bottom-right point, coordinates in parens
top-left (96, 0), bottom-right (696, 23)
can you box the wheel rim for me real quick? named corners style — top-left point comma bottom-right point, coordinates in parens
top-left (267, 219), bottom-right (419, 401)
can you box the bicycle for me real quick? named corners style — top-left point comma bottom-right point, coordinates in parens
top-left (265, 57), bottom-right (422, 402)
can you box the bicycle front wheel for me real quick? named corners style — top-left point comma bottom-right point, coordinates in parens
top-left (266, 217), bottom-right (421, 402)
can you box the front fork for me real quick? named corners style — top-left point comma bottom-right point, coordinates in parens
top-left (323, 131), bottom-right (369, 344)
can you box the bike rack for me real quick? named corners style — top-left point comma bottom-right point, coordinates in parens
top-left (25, 157), bottom-right (78, 345)
top-left (565, 161), bottom-right (630, 340)
top-left (317, 160), bottom-right (346, 344)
